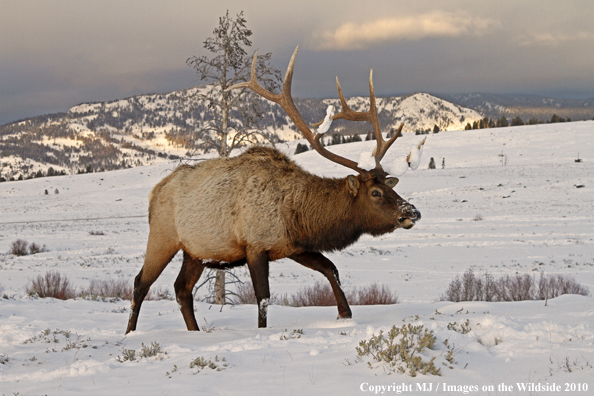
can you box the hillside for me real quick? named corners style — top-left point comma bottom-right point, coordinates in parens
top-left (444, 92), bottom-right (594, 122)
top-left (0, 121), bottom-right (593, 394)
top-left (0, 86), bottom-right (483, 180)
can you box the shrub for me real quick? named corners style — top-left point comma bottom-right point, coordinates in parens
top-left (9, 239), bottom-right (29, 256)
top-left (351, 283), bottom-right (399, 305)
top-left (497, 274), bottom-right (534, 301)
top-left (232, 281), bottom-right (398, 307)
top-left (28, 242), bottom-right (48, 255)
top-left (440, 269), bottom-right (589, 302)
top-left (26, 271), bottom-right (76, 300)
top-left (232, 280), bottom-right (257, 304)
top-left (80, 278), bottom-right (171, 301)
top-left (291, 281), bottom-right (336, 307)
top-left (8, 240), bottom-right (48, 256)
top-left (80, 278), bottom-right (133, 300)
top-left (294, 143), bottom-right (309, 154)
top-left (116, 341), bottom-right (167, 363)
top-left (356, 323), bottom-right (441, 376)
top-left (189, 355), bottom-right (227, 371)
top-left (538, 274), bottom-right (590, 300)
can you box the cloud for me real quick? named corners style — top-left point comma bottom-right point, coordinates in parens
top-left (519, 31), bottom-right (594, 47)
top-left (314, 11), bottom-right (499, 50)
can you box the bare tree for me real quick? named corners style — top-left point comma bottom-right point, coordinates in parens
top-left (186, 10), bottom-right (282, 158)
top-left (186, 10), bottom-right (281, 304)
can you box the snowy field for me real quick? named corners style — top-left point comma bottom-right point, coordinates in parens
top-left (1, 121), bottom-right (593, 395)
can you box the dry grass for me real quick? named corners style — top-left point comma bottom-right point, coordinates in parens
top-left (232, 280), bottom-right (398, 307)
top-left (232, 281), bottom-right (258, 304)
top-left (291, 281), bottom-right (337, 307)
top-left (26, 272), bottom-right (172, 301)
top-left (80, 278), bottom-right (133, 300)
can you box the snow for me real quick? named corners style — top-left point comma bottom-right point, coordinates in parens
top-left (316, 105), bottom-right (335, 135)
top-left (1, 121), bottom-right (594, 395)
top-left (407, 137), bottom-right (426, 170)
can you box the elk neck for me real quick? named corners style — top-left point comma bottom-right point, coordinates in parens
top-left (284, 174), bottom-right (364, 253)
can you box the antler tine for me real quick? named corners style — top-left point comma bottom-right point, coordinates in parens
top-left (227, 51), bottom-right (281, 103)
top-left (227, 46), bottom-right (370, 178)
top-left (313, 68), bottom-right (404, 170)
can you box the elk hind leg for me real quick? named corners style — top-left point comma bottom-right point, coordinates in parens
top-left (246, 249), bottom-right (270, 328)
top-left (126, 237), bottom-right (179, 334)
top-left (289, 252), bottom-right (352, 319)
top-left (174, 252), bottom-right (205, 331)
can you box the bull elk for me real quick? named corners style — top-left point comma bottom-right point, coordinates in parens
top-left (125, 46), bottom-right (423, 334)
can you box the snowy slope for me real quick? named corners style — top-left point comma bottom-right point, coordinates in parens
top-left (1, 121), bottom-right (593, 395)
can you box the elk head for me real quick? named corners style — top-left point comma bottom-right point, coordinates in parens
top-left (228, 46), bottom-right (422, 230)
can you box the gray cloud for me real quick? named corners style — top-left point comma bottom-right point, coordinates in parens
top-left (1, 0), bottom-right (593, 125)
top-left (314, 12), bottom-right (500, 50)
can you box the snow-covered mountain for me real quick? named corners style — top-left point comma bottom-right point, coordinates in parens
top-left (323, 92), bottom-right (482, 134)
top-left (0, 86), bottom-right (483, 180)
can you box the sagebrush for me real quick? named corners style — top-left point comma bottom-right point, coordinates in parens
top-left (356, 323), bottom-right (441, 376)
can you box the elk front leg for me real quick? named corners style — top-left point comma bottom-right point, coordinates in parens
top-left (246, 249), bottom-right (270, 328)
top-left (126, 240), bottom-right (178, 334)
top-left (289, 252), bottom-right (352, 319)
top-left (174, 252), bottom-right (205, 331)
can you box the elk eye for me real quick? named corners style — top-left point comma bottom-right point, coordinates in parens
top-left (371, 190), bottom-right (382, 198)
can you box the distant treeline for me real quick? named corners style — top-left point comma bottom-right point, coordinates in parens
top-left (463, 113), bottom-right (580, 130)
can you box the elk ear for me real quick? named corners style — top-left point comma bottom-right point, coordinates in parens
top-left (346, 175), bottom-right (360, 196)
top-left (385, 177), bottom-right (399, 188)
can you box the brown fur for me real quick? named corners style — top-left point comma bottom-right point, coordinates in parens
top-left (125, 146), bottom-right (420, 333)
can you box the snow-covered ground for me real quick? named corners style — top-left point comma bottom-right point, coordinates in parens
top-left (1, 121), bottom-right (593, 395)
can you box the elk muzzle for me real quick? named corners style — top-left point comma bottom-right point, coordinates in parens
top-left (397, 206), bottom-right (421, 230)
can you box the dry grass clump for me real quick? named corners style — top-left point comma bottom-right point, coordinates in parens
top-left (440, 269), bottom-right (589, 302)
top-left (80, 278), bottom-right (133, 300)
top-left (232, 280), bottom-right (398, 306)
top-left (231, 280), bottom-right (289, 306)
top-left (80, 278), bottom-right (171, 301)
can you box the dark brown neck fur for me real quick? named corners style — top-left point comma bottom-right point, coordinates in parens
top-left (284, 175), bottom-right (363, 253)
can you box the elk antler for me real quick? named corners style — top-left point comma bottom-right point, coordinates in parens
top-left (227, 46), bottom-right (374, 180)
top-left (312, 69), bottom-right (404, 171)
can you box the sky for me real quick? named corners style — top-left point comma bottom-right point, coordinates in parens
top-left (1, 0), bottom-right (594, 126)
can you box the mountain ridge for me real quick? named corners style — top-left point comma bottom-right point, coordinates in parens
top-left (0, 85), bottom-right (483, 180)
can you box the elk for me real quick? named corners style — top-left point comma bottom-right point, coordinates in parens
top-left (125, 46), bottom-right (422, 334)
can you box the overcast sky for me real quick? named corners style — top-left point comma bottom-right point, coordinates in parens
top-left (2, 0), bottom-right (594, 125)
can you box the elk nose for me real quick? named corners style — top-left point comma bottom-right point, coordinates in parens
top-left (398, 207), bottom-right (421, 224)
